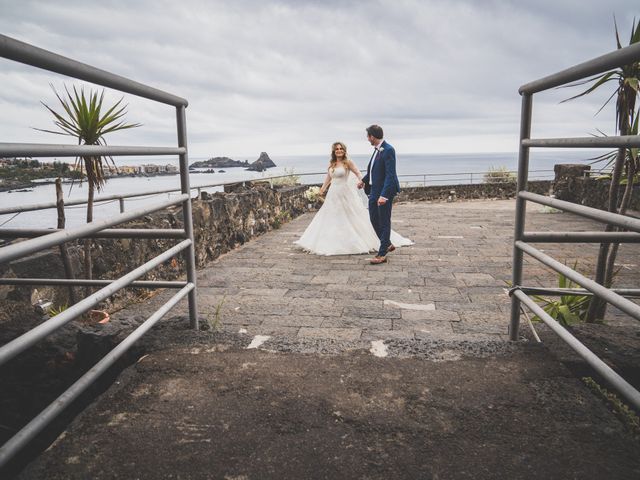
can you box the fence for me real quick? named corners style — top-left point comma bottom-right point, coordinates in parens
top-left (0, 34), bottom-right (199, 468)
top-left (509, 41), bottom-right (640, 410)
top-left (0, 168), bottom-right (558, 230)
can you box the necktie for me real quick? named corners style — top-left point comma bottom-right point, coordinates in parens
top-left (369, 148), bottom-right (379, 183)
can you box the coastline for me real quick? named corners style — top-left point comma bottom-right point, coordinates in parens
top-left (0, 171), bottom-right (180, 193)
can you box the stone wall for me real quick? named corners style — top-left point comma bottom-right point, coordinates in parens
top-left (395, 180), bottom-right (552, 203)
top-left (552, 164), bottom-right (640, 211)
top-left (1, 182), bottom-right (310, 311)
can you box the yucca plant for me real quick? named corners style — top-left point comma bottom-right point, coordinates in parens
top-left (531, 263), bottom-right (591, 327)
top-left (36, 84), bottom-right (140, 289)
top-left (562, 18), bottom-right (640, 321)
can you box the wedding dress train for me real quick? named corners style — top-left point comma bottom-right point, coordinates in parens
top-left (294, 166), bottom-right (413, 255)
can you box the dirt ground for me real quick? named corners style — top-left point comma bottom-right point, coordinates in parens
top-left (16, 334), bottom-right (640, 480)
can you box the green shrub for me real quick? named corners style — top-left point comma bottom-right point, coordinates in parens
top-left (268, 167), bottom-right (300, 186)
top-left (531, 262), bottom-right (590, 326)
top-left (483, 166), bottom-right (516, 184)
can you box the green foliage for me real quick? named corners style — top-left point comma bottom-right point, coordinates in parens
top-left (207, 295), bottom-right (226, 331)
top-left (0, 158), bottom-right (73, 185)
top-left (583, 377), bottom-right (640, 438)
top-left (272, 210), bottom-right (291, 229)
top-left (483, 166), bottom-right (516, 184)
top-left (586, 111), bottom-right (640, 177)
top-left (4, 158), bottom-right (43, 169)
top-left (268, 167), bottom-right (300, 187)
top-left (52, 160), bottom-right (70, 175)
top-left (36, 84), bottom-right (141, 192)
top-left (49, 303), bottom-right (68, 316)
top-left (532, 262), bottom-right (591, 327)
top-left (562, 18), bottom-right (640, 175)
top-left (562, 19), bottom-right (640, 322)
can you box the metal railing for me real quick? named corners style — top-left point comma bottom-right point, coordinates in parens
top-left (0, 168), bottom-right (556, 229)
top-left (398, 169), bottom-right (554, 186)
top-left (0, 34), bottom-right (198, 468)
top-left (509, 41), bottom-right (640, 410)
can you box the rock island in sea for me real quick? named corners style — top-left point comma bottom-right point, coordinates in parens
top-left (190, 152), bottom-right (276, 172)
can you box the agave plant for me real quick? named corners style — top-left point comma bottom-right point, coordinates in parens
top-left (562, 18), bottom-right (640, 321)
top-left (36, 84), bottom-right (140, 288)
top-left (531, 263), bottom-right (591, 327)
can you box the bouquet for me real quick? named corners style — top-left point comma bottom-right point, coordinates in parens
top-left (304, 186), bottom-right (323, 203)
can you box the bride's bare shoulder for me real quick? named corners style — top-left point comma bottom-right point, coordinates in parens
top-left (345, 159), bottom-right (359, 171)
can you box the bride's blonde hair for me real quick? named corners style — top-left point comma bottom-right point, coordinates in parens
top-left (329, 141), bottom-right (352, 172)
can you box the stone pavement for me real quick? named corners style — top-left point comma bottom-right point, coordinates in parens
top-left (116, 198), bottom-right (639, 344)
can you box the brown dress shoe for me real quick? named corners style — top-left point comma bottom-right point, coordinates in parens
top-left (370, 256), bottom-right (387, 265)
top-left (387, 244), bottom-right (396, 252)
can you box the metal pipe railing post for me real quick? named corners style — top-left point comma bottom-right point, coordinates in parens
top-left (176, 105), bottom-right (199, 329)
top-left (0, 34), bottom-right (188, 107)
top-left (118, 197), bottom-right (125, 213)
top-left (0, 284), bottom-right (194, 469)
top-left (513, 290), bottom-right (640, 410)
top-left (510, 92), bottom-right (533, 341)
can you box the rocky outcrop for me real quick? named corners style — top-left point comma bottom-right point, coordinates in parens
top-left (246, 152), bottom-right (276, 172)
top-left (190, 157), bottom-right (250, 168)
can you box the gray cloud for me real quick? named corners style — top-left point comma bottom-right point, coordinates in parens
top-left (0, 0), bottom-right (638, 157)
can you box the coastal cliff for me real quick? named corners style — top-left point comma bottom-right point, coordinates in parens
top-left (246, 152), bottom-right (276, 172)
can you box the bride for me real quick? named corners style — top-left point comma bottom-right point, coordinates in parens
top-left (294, 141), bottom-right (413, 256)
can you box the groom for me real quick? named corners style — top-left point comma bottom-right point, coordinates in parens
top-left (358, 125), bottom-right (401, 265)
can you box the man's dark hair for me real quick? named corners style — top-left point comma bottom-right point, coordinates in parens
top-left (366, 125), bottom-right (384, 139)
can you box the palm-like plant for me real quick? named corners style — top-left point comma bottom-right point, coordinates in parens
top-left (532, 265), bottom-right (591, 327)
top-left (36, 85), bottom-right (140, 287)
top-left (562, 18), bottom-right (640, 321)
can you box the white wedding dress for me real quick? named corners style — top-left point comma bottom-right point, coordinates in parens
top-left (294, 166), bottom-right (413, 255)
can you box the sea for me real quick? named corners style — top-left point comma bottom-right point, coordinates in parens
top-left (0, 150), bottom-right (605, 229)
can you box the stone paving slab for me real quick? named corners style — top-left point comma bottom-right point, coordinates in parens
top-left (112, 199), bottom-right (640, 341)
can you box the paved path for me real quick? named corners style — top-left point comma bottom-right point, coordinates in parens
top-left (117, 198), bottom-right (639, 344)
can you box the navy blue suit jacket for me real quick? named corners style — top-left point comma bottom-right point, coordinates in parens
top-left (362, 140), bottom-right (401, 199)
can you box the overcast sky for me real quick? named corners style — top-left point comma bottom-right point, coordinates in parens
top-left (0, 0), bottom-right (638, 159)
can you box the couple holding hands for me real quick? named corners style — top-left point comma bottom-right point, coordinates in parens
top-left (295, 125), bottom-right (412, 264)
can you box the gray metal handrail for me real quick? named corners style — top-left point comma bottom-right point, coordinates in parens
top-left (0, 143), bottom-right (186, 157)
top-left (510, 40), bottom-right (640, 410)
top-left (0, 169), bottom-right (557, 219)
top-left (0, 34), bottom-right (198, 469)
top-left (0, 195), bottom-right (187, 264)
top-left (0, 171), bottom-right (326, 216)
top-left (0, 239), bottom-right (192, 366)
top-left (523, 135), bottom-right (640, 148)
top-left (0, 283), bottom-right (194, 467)
top-left (519, 42), bottom-right (640, 94)
top-left (0, 34), bottom-right (188, 106)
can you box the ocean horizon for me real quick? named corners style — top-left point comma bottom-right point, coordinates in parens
top-left (0, 149), bottom-right (607, 229)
